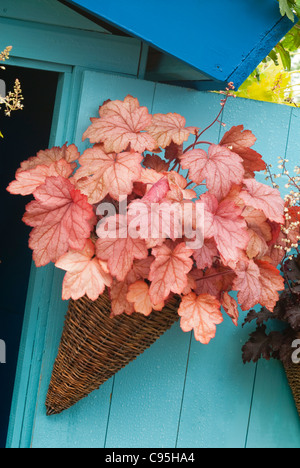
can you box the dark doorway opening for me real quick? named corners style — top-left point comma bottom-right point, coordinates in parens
top-left (0, 65), bottom-right (59, 448)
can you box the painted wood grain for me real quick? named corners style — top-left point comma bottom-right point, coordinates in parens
top-left (246, 360), bottom-right (300, 448)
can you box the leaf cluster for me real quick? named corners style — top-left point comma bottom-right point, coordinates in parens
top-left (7, 92), bottom-right (287, 345)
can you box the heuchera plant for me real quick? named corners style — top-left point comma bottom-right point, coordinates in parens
top-left (242, 159), bottom-right (300, 365)
top-left (7, 87), bottom-right (287, 345)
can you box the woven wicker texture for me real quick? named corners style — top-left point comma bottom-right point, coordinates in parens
top-left (46, 290), bottom-right (180, 415)
top-left (285, 364), bottom-right (300, 417)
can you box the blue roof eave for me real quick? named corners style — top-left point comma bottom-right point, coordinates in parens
top-left (61, 0), bottom-right (294, 89)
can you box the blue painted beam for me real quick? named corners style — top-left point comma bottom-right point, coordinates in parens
top-left (61, 0), bottom-right (294, 89)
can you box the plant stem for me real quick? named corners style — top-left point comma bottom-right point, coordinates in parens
top-left (195, 269), bottom-right (233, 283)
top-left (183, 140), bottom-right (213, 154)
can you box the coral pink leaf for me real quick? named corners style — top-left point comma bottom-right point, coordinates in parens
top-left (82, 95), bottom-right (157, 153)
top-left (178, 292), bottom-right (223, 344)
top-left (127, 280), bottom-right (164, 316)
top-left (246, 229), bottom-right (268, 260)
top-left (180, 144), bottom-right (245, 200)
top-left (56, 240), bottom-right (112, 301)
top-left (110, 280), bottom-right (134, 317)
top-left (256, 260), bottom-right (285, 312)
top-left (147, 113), bottom-right (198, 149)
top-left (126, 256), bottom-right (154, 283)
top-left (109, 257), bottom-right (154, 317)
top-left (149, 241), bottom-right (194, 305)
top-left (96, 215), bottom-right (148, 281)
top-left (221, 125), bottom-right (257, 149)
top-left (166, 172), bottom-right (197, 202)
top-left (7, 160), bottom-right (74, 196)
top-left (264, 231), bottom-right (286, 266)
top-left (201, 193), bottom-right (249, 267)
top-left (23, 176), bottom-right (95, 267)
top-left (193, 266), bottom-right (236, 299)
top-left (181, 272), bottom-right (197, 295)
top-left (220, 125), bottom-right (266, 176)
top-left (143, 154), bottom-right (169, 173)
top-left (240, 179), bottom-right (285, 224)
top-left (221, 292), bottom-right (239, 326)
top-left (128, 198), bottom-right (182, 248)
top-left (242, 206), bottom-right (272, 242)
top-left (180, 148), bottom-right (207, 181)
top-left (19, 143), bottom-right (79, 171)
top-left (74, 145), bottom-right (143, 204)
top-left (193, 238), bottom-right (219, 270)
top-left (267, 221), bottom-right (282, 247)
top-left (139, 168), bottom-right (164, 188)
top-left (233, 260), bottom-right (262, 311)
top-left (142, 176), bottom-right (170, 203)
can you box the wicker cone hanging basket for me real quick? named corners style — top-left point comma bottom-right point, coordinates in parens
top-left (46, 290), bottom-right (180, 415)
top-left (284, 363), bottom-right (300, 417)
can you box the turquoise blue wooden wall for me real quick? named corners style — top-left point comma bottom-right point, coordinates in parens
top-left (2, 0), bottom-right (300, 448)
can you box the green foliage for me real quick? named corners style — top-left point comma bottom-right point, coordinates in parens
top-left (236, 29), bottom-right (300, 104)
top-left (281, 22), bottom-right (300, 52)
top-left (270, 22), bottom-right (300, 73)
top-left (235, 3), bottom-right (300, 105)
top-left (236, 59), bottom-right (294, 105)
top-left (278, 0), bottom-right (300, 22)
